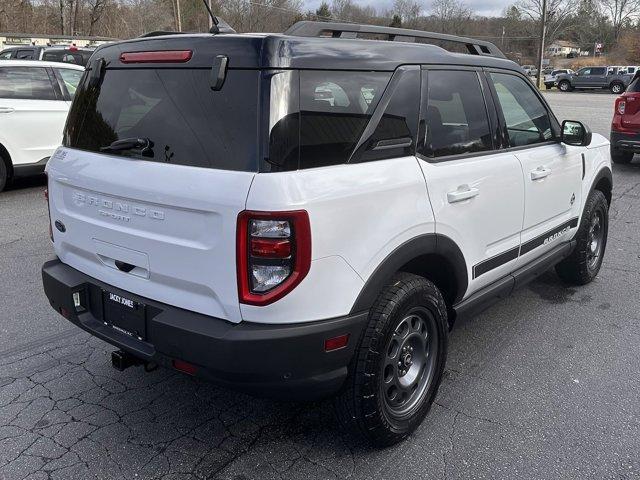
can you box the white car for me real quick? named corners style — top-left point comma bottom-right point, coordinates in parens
top-left (0, 60), bottom-right (84, 191)
top-left (41, 22), bottom-right (612, 446)
top-left (544, 68), bottom-right (575, 89)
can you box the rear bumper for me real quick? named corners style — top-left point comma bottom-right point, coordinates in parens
top-left (611, 130), bottom-right (640, 152)
top-left (42, 259), bottom-right (368, 400)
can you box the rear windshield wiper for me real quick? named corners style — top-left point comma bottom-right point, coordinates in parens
top-left (100, 137), bottom-right (153, 156)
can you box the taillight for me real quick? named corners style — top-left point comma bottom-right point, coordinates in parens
top-left (119, 50), bottom-right (192, 64)
top-left (237, 210), bottom-right (311, 306)
top-left (617, 99), bottom-right (626, 115)
top-left (44, 185), bottom-right (53, 242)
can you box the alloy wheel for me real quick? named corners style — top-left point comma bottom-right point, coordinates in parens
top-left (586, 209), bottom-right (604, 271)
top-left (381, 307), bottom-right (438, 419)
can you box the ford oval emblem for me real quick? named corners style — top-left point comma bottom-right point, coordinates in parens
top-left (54, 220), bottom-right (66, 233)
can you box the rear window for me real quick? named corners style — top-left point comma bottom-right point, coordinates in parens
top-left (64, 68), bottom-right (260, 171)
top-left (628, 75), bottom-right (640, 92)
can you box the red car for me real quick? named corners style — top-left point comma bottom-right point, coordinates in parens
top-left (611, 72), bottom-right (640, 163)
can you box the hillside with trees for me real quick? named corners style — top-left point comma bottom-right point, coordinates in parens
top-left (1, 0), bottom-right (639, 64)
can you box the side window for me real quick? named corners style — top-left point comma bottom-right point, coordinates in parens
top-left (578, 68), bottom-right (591, 76)
top-left (0, 51), bottom-right (12, 60)
top-left (56, 68), bottom-right (84, 99)
top-left (592, 67), bottom-right (606, 75)
top-left (420, 69), bottom-right (493, 159)
top-left (353, 67), bottom-right (420, 163)
top-left (265, 70), bottom-right (392, 170)
top-left (0, 67), bottom-right (56, 100)
top-left (16, 49), bottom-right (34, 60)
top-left (43, 51), bottom-right (64, 62)
top-left (489, 72), bottom-right (554, 148)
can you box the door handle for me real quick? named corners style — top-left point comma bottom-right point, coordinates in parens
top-left (0, 107), bottom-right (15, 114)
top-left (531, 166), bottom-right (552, 181)
top-left (447, 184), bottom-right (479, 203)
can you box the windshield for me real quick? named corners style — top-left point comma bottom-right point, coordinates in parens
top-left (64, 68), bottom-right (260, 171)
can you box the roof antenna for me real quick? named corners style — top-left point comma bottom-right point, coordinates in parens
top-left (201, 0), bottom-right (236, 34)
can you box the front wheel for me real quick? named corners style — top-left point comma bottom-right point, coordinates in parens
top-left (545, 83), bottom-right (554, 90)
top-left (555, 190), bottom-right (609, 285)
top-left (558, 80), bottom-right (572, 92)
top-left (610, 82), bottom-right (624, 94)
top-left (334, 272), bottom-right (448, 447)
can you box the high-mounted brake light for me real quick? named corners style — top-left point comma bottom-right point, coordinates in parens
top-left (119, 50), bottom-right (193, 64)
top-left (237, 210), bottom-right (311, 306)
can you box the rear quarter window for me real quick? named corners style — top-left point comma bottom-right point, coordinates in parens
top-left (266, 70), bottom-right (391, 171)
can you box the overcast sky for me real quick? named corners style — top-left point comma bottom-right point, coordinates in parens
top-left (302, 0), bottom-right (508, 18)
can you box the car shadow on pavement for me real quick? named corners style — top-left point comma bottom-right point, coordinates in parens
top-left (5, 173), bottom-right (47, 192)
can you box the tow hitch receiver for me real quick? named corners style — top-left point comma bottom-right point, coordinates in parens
top-left (111, 350), bottom-right (144, 371)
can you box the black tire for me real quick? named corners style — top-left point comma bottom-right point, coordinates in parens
top-left (558, 80), bottom-right (572, 92)
top-left (555, 190), bottom-right (608, 285)
top-left (610, 82), bottom-right (624, 94)
top-left (0, 158), bottom-right (7, 193)
top-left (334, 272), bottom-right (448, 447)
top-left (610, 145), bottom-right (634, 164)
top-left (545, 83), bottom-right (554, 90)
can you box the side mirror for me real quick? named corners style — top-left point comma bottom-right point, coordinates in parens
top-left (561, 120), bottom-right (592, 147)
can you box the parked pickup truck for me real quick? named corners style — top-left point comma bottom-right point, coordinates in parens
top-left (555, 66), bottom-right (633, 94)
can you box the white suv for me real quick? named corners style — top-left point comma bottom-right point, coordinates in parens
top-left (41, 22), bottom-right (613, 446)
top-left (0, 60), bottom-right (84, 191)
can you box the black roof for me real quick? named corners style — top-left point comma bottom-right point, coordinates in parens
top-left (90, 21), bottom-right (521, 73)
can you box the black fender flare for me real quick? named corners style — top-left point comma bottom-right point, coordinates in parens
top-left (349, 233), bottom-right (468, 314)
top-left (589, 166), bottom-right (613, 207)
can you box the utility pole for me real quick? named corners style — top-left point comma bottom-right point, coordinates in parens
top-left (207, 0), bottom-right (213, 30)
top-left (536, 0), bottom-right (547, 89)
top-left (175, 0), bottom-right (182, 32)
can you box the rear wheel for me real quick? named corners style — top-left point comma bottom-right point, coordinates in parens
top-left (334, 272), bottom-right (448, 447)
top-left (558, 80), bottom-right (572, 92)
top-left (610, 145), bottom-right (634, 164)
top-left (610, 82), bottom-right (624, 94)
top-left (0, 158), bottom-right (7, 193)
top-left (556, 190), bottom-right (608, 285)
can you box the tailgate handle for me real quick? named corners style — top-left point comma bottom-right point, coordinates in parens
top-left (114, 260), bottom-right (136, 273)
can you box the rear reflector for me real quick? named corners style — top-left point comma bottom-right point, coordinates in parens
top-left (120, 50), bottom-right (193, 64)
top-left (250, 238), bottom-right (291, 258)
top-left (324, 334), bottom-right (350, 352)
top-left (173, 359), bottom-right (197, 375)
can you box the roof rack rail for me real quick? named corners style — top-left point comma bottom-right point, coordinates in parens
top-left (284, 21), bottom-right (506, 59)
top-left (138, 31), bottom-right (189, 38)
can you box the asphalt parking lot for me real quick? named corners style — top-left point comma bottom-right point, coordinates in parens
top-left (0, 90), bottom-right (638, 480)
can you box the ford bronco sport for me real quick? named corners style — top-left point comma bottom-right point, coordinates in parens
top-left (41, 21), bottom-right (613, 446)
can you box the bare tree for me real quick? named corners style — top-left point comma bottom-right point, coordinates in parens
top-left (393, 0), bottom-right (422, 27)
top-left (514, 0), bottom-right (577, 42)
top-left (331, 0), bottom-right (378, 23)
top-left (87, 0), bottom-right (108, 34)
top-left (598, 0), bottom-right (640, 41)
top-left (430, 0), bottom-right (472, 34)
